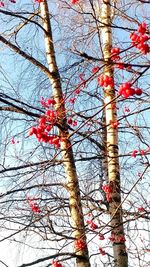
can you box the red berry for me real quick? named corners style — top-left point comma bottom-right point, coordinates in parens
top-left (130, 32), bottom-right (139, 43)
top-left (141, 150), bottom-right (145, 155)
top-left (111, 121), bottom-right (119, 129)
top-left (123, 82), bottom-right (132, 90)
top-left (75, 239), bottom-right (87, 250)
top-left (98, 74), bottom-right (114, 87)
top-left (116, 63), bottom-right (124, 69)
top-left (99, 234), bottom-right (105, 240)
top-left (91, 66), bottom-right (99, 73)
top-left (75, 89), bottom-right (81, 94)
top-left (138, 207), bottom-right (145, 212)
top-left (71, 0), bottom-right (79, 4)
top-left (46, 109), bottom-right (54, 116)
top-left (35, 0), bottom-right (44, 2)
top-left (111, 47), bottom-right (120, 60)
top-left (109, 234), bottom-right (116, 242)
top-left (69, 98), bottom-right (76, 104)
top-left (90, 221), bottom-right (98, 230)
top-left (138, 22), bottom-right (147, 35)
top-left (131, 150), bottom-right (138, 158)
top-left (99, 247), bottom-right (106, 255)
top-left (125, 88), bottom-right (135, 97)
top-left (47, 98), bottom-right (56, 105)
top-left (139, 35), bottom-right (149, 42)
top-left (124, 107), bottom-right (130, 113)
top-left (140, 43), bottom-right (149, 54)
top-left (117, 236), bottom-right (126, 243)
top-left (28, 127), bottom-right (37, 136)
top-left (39, 117), bottom-right (46, 125)
top-left (52, 260), bottom-right (63, 267)
top-left (135, 88), bottom-right (143, 96)
top-left (72, 120), bottom-right (77, 126)
top-left (67, 118), bottom-right (73, 125)
top-left (46, 125), bottom-right (52, 132)
top-left (0, 1), bottom-right (4, 6)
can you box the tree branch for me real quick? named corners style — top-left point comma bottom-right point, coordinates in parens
top-left (0, 35), bottom-right (51, 77)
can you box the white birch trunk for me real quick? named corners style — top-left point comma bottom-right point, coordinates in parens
top-left (100, 1), bottom-right (128, 266)
top-left (40, 1), bottom-right (90, 266)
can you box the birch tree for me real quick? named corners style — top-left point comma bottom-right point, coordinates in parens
top-left (0, 1), bottom-right (150, 267)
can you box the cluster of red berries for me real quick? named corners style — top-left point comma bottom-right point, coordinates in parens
top-left (40, 97), bottom-right (56, 108)
top-left (68, 73), bottom-right (84, 106)
top-left (75, 239), bottom-right (87, 250)
top-left (118, 82), bottom-right (143, 98)
top-left (99, 247), bottom-right (106, 256)
top-left (28, 116), bottom-right (61, 149)
top-left (130, 22), bottom-right (149, 54)
top-left (111, 48), bottom-right (132, 70)
top-left (102, 184), bottom-right (113, 203)
top-left (102, 184), bottom-right (113, 194)
top-left (111, 47), bottom-right (120, 61)
top-left (0, 0), bottom-right (16, 7)
top-left (110, 120), bottom-right (119, 129)
top-left (52, 260), bottom-right (63, 267)
top-left (28, 98), bottom-right (63, 149)
top-left (71, 0), bottom-right (79, 4)
top-left (86, 213), bottom-right (98, 230)
top-left (11, 137), bottom-right (19, 144)
top-left (138, 207), bottom-right (145, 212)
top-left (27, 198), bottom-right (41, 213)
top-left (131, 147), bottom-right (150, 158)
top-left (109, 233), bottom-right (126, 243)
top-left (124, 107), bottom-right (130, 113)
top-left (116, 62), bottom-right (132, 71)
top-left (67, 117), bottom-right (78, 126)
top-left (98, 74), bottom-right (114, 88)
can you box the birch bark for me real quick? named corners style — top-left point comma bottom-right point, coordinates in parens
top-left (100, 1), bottom-right (128, 266)
top-left (40, 1), bottom-right (90, 266)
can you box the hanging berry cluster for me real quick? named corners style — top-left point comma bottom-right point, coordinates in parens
top-left (28, 98), bottom-right (63, 149)
top-left (138, 207), bottom-right (145, 212)
top-left (52, 260), bottom-right (63, 267)
top-left (28, 94), bottom-right (79, 147)
top-left (130, 22), bottom-right (149, 54)
top-left (110, 120), bottom-right (119, 129)
top-left (67, 117), bottom-right (77, 126)
top-left (86, 213), bottom-right (98, 230)
top-left (75, 238), bottom-right (87, 250)
top-left (27, 198), bottom-right (41, 213)
top-left (102, 184), bottom-right (113, 203)
top-left (71, 0), bottom-right (79, 4)
top-left (111, 47), bottom-right (120, 61)
top-left (68, 72), bottom-right (84, 105)
top-left (109, 233), bottom-right (126, 243)
top-left (98, 74), bottom-right (114, 88)
top-left (118, 82), bottom-right (143, 98)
